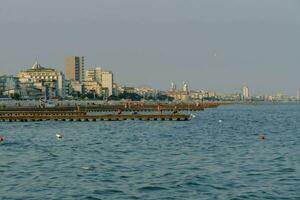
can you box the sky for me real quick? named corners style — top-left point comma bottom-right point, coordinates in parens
top-left (0, 0), bottom-right (300, 95)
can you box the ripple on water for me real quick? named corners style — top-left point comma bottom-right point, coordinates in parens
top-left (137, 186), bottom-right (168, 192)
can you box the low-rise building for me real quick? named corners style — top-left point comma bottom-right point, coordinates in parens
top-left (166, 90), bottom-right (190, 101)
top-left (0, 75), bottom-right (19, 96)
top-left (18, 61), bottom-right (65, 99)
top-left (83, 81), bottom-right (102, 96)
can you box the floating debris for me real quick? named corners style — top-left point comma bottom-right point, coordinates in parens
top-left (259, 134), bottom-right (266, 140)
top-left (56, 134), bottom-right (63, 139)
top-left (81, 166), bottom-right (95, 171)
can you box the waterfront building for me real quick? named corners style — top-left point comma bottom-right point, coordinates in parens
top-left (85, 66), bottom-right (102, 83)
top-left (65, 56), bottom-right (85, 83)
top-left (170, 82), bottom-right (176, 92)
top-left (94, 67), bottom-right (102, 83)
top-left (121, 86), bottom-right (135, 94)
top-left (242, 86), bottom-right (250, 100)
top-left (112, 83), bottom-right (121, 96)
top-left (219, 93), bottom-right (241, 101)
top-left (0, 75), bottom-right (19, 96)
top-left (18, 61), bottom-right (65, 99)
top-left (85, 66), bottom-right (113, 97)
top-left (297, 90), bottom-right (300, 100)
top-left (83, 81), bottom-right (102, 96)
top-left (101, 70), bottom-right (113, 96)
top-left (18, 75), bottom-right (41, 98)
top-left (69, 81), bottom-right (83, 96)
top-left (165, 81), bottom-right (190, 101)
top-left (85, 69), bottom-right (96, 82)
top-left (182, 82), bottom-right (189, 92)
top-left (136, 87), bottom-right (157, 98)
top-left (166, 90), bottom-right (190, 101)
top-left (189, 90), bottom-right (208, 100)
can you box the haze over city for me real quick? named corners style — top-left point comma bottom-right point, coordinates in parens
top-left (0, 0), bottom-right (300, 95)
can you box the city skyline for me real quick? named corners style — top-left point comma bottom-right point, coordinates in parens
top-left (0, 0), bottom-right (300, 95)
top-left (0, 58), bottom-right (299, 97)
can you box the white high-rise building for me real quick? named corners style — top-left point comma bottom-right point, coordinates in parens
top-left (242, 86), bottom-right (250, 99)
top-left (101, 70), bottom-right (113, 96)
top-left (297, 90), bottom-right (300, 100)
top-left (182, 82), bottom-right (189, 92)
top-left (171, 82), bottom-right (176, 91)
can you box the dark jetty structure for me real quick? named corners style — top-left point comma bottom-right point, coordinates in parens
top-left (0, 102), bottom-right (220, 122)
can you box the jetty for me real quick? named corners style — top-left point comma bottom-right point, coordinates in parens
top-left (0, 102), bottom-right (220, 112)
top-left (0, 102), bottom-right (220, 122)
top-left (0, 113), bottom-right (191, 122)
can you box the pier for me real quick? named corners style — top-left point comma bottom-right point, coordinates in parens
top-left (0, 102), bottom-right (220, 112)
top-left (0, 114), bottom-right (191, 122)
top-left (0, 111), bottom-right (87, 117)
top-left (0, 102), bottom-right (218, 122)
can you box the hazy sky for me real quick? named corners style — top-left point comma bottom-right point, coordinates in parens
top-left (0, 0), bottom-right (300, 95)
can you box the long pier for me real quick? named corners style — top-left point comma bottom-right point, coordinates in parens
top-left (0, 114), bottom-right (191, 122)
top-left (0, 102), bottom-right (218, 122)
top-left (0, 102), bottom-right (220, 112)
top-left (0, 111), bottom-right (87, 117)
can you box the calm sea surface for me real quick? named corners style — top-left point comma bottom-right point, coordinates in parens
top-left (0, 104), bottom-right (299, 200)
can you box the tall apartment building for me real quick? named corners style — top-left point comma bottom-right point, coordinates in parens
top-left (101, 70), bottom-right (113, 96)
top-left (65, 56), bottom-right (85, 83)
top-left (242, 86), bottom-right (250, 99)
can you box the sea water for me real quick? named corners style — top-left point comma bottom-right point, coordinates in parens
top-left (0, 104), bottom-right (299, 199)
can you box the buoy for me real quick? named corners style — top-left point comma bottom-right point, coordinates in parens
top-left (56, 134), bottom-right (63, 139)
top-left (218, 120), bottom-right (223, 123)
top-left (0, 136), bottom-right (4, 142)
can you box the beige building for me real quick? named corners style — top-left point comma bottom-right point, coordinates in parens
top-left (85, 69), bottom-right (96, 82)
top-left (242, 86), bottom-right (250, 99)
top-left (85, 66), bottom-right (102, 83)
top-left (166, 91), bottom-right (190, 101)
top-left (69, 81), bottom-right (82, 95)
top-left (18, 61), bottom-right (65, 98)
top-left (101, 70), bottom-right (113, 96)
top-left (65, 56), bottom-right (85, 83)
top-left (83, 81), bottom-right (102, 96)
